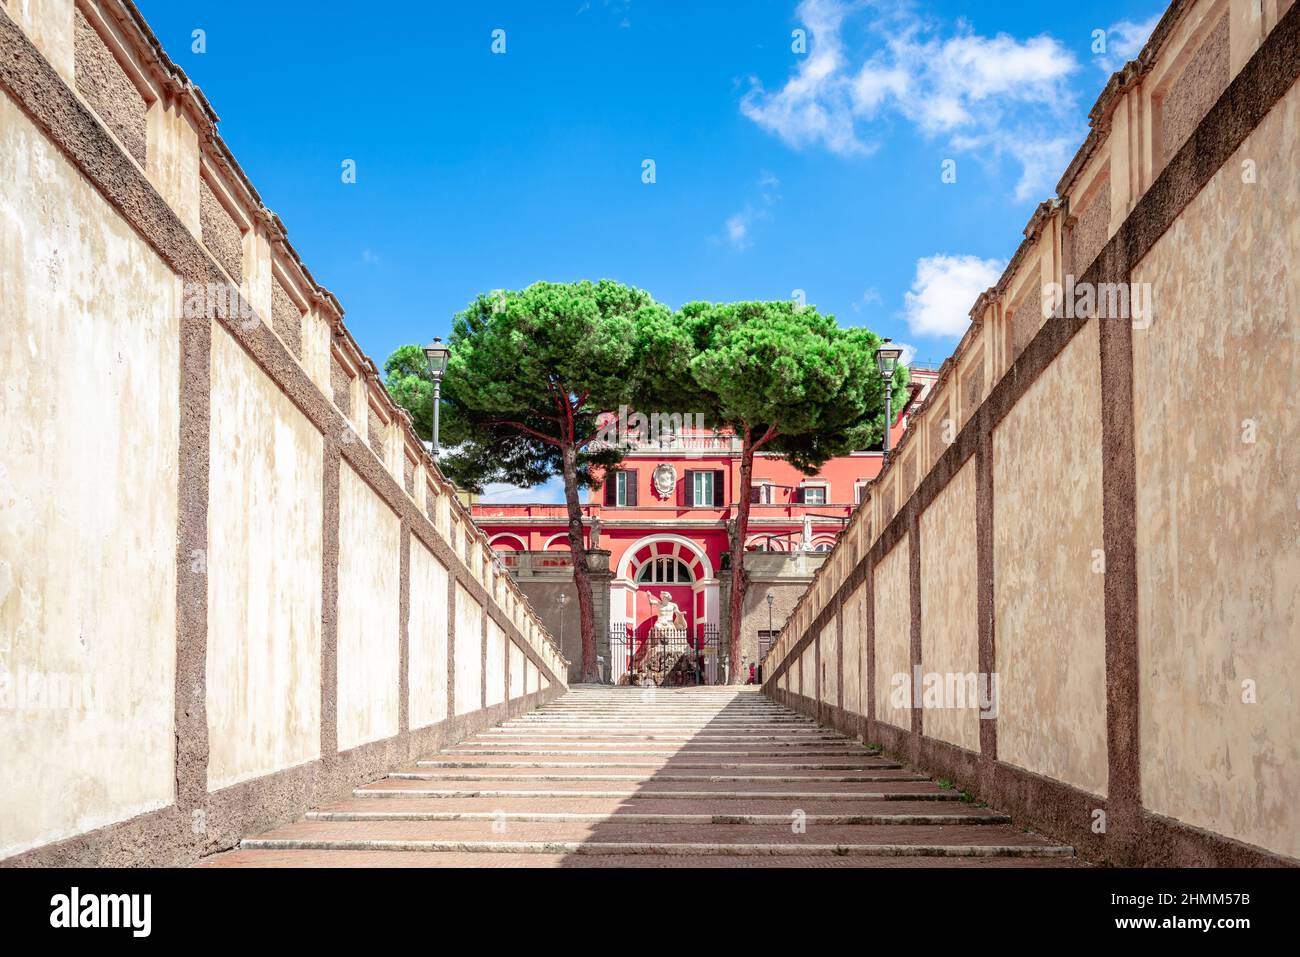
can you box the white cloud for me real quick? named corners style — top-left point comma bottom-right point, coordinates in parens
top-left (1094, 14), bottom-right (1160, 73)
top-left (902, 253), bottom-right (1006, 338)
top-left (851, 286), bottom-right (883, 312)
top-left (725, 214), bottom-right (752, 248)
top-left (720, 171), bottom-right (781, 250)
top-left (742, 0), bottom-right (1083, 199)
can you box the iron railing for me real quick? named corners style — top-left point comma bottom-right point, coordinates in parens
top-left (607, 623), bottom-right (721, 686)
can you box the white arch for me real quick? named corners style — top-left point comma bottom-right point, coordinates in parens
top-left (489, 533), bottom-right (527, 551)
top-left (617, 533), bottom-right (715, 582)
top-left (541, 533), bottom-right (571, 551)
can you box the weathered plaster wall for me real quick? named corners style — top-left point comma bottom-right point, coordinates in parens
top-left (919, 459), bottom-right (980, 753)
top-left (873, 536), bottom-right (911, 727)
top-left (454, 584), bottom-right (484, 716)
top-left (994, 321), bottom-right (1107, 797)
top-left (0, 89), bottom-right (178, 857)
top-left (486, 619), bottom-right (506, 707)
top-left (1133, 75), bottom-right (1300, 859)
top-left (0, 0), bottom-right (569, 866)
top-left (763, 0), bottom-right (1300, 867)
top-left (841, 582), bottom-right (865, 715)
top-left (336, 463), bottom-right (401, 751)
top-left (798, 643), bottom-right (813, 698)
top-left (406, 537), bottom-right (448, 729)
top-left (818, 621), bottom-right (838, 705)
top-left (509, 641), bottom-right (525, 699)
top-left (206, 324), bottom-right (323, 790)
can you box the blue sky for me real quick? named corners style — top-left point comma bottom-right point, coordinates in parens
top-left (137, 0), bottom-right (1164, 498)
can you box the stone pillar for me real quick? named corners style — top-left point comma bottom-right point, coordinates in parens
top-left (585, 549), bottom-right (613, 682)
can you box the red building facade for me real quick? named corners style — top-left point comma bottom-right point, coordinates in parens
top-left (472, 368), bottom-right (938, 676)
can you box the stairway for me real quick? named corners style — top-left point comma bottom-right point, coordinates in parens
top-left (200, 686), bottom-right (1078, 867)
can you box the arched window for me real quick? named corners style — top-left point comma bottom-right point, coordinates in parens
top-left (636, 557), bottom-right (693, 583)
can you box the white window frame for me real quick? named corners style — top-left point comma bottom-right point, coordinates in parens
top-left (692, 471), bottom-right (714, 507)
top-left (800, 483), bottom-right (828, 506)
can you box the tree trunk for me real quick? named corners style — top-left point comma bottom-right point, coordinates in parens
top-left (560, 442), bottom-right (599, 682)
top-left (726, 431), bottom-right (757, 685)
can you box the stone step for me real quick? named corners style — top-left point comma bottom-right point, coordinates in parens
top-left (455, 737), bottom-right (866, 745)
top-left (240, 819), bottom-right (1073, 858)
top-left (353, 783), bottom-right (965, 801)
top-left (208, 686), bottom-right (1071, 868)
top-left (386, 770), bottom-right (930, 783)
top-left (313, 796), bottom-right (1002, 817)
top-left (414, 759), bottom-right (905, 770)
top-left (306, 809), bottom-right (1011, 826)
top-left (443, 749), bottom-right (878, 757)
top-left (199, 848), bottom-right (1081, 868)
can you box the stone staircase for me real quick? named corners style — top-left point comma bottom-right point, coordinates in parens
top-left (200, 687), bottom-right (1078, 867)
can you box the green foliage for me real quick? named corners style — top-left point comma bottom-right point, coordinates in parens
top-left (436, 279), bottom-right (668, 491)
top-left (634, 300), bottom-right (908, 471)
top-left (382, 280), bottom-right (670, 493)
top-left (383, 344), bottom-right (436, 442)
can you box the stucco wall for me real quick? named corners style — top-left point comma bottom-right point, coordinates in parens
top-left (0, 89), bottom-right (178, 858)
top-left (919, 459), bottom-right (980, 753)
top-left (1132, 75), bottom-right (1300, 859)
top-left (762, 0), bottom-right (1300, 867)
top-left (486, 619), bottom-right (507, 707)
top-left (798, 644), bottom-right (813, 698)
top-left (994, 321), bottom-right (1107, 797)
top-left (509, 641), bottom-right (525, 699)
top-left (873, 536), bottom-right (911, 727)
top-left (0, 0), bottom-right (568, 866)
top-left (454, 584), bottom-right (484, 716)
top-left (206, 324), bottom-right (323, 790)
top-left (842, 581), bottom-right (865, 715)
top-left (336, 463), bottom-right (401, 751)
top-left (818, 621), bottom-right (838, 705)
top-left (407, 538), bottom-right (449, 729)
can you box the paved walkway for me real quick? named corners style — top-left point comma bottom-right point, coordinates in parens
top-left (200, 687), bottom-right (1077, 867)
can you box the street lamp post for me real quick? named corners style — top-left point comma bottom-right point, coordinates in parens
top-left (557, 592), bottom-right (568, 658)
top-left (422, 336), bottom-right (451, 458)
top-left (874, 338), bottom-right (903, 465)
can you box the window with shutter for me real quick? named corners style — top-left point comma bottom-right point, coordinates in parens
top-left (713, 470), bottom-right (725, 507)
top-left (690, 471), bottom-right (715, 508)
top-left (626, 470), bottom-right (639, 507)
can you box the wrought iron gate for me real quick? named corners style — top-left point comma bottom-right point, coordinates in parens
top-left (607, 623), bottom-right (721, 686)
